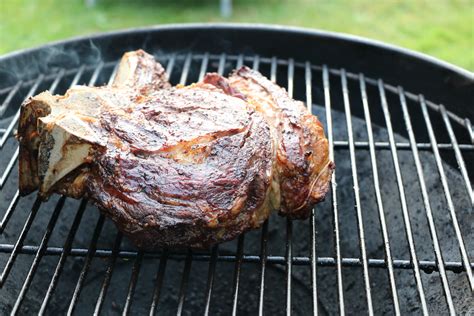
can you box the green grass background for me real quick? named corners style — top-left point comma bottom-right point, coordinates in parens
top-left (0, 0), bottom-right (473, 70)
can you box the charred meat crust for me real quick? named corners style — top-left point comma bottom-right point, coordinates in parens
top-left (85, 87), bottom-right (274, 248)
top-left (204, 66), bottom-right (334, 219)
top-left (17, 50), bottom-right (333, 250)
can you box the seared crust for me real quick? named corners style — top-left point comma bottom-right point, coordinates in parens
top-left (87, 87), bottom-right (273, 248)
top-left (17, 50), bottom-right (333, 249)
top-left (204, 67), bottom-right (334, 219)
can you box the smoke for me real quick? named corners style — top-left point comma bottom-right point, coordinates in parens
top-left (0, 39), bottom-right (103, 89)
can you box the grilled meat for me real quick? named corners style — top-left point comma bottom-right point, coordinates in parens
top-left (17, 50), bottom-right (334, 249)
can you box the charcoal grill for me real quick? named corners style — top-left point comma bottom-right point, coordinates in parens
top-left (0, 24), bottom-right (472, 315)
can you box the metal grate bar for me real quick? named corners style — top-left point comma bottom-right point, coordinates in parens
top-left (0, 242), bottom-right (471, 271)
top-left (0, 147), bottom-right (18, 188)
top-left (322, 65), bottom-right (345, 315)
top-left (253, 55), bottom-right (260, 71)
top-left (465, 118), bottom-right (473, 144)
top-left (398, 87), bottom-right (455, 313)
top-left (419, 95), bottom-right (474, 291)
top-left (66, 215), bottom-right (105, 316)
top-left (258, 220), bottom-right (269, 316)
top-left (39, 199), bottom-right (87, 316)
top-left (0, 198), bottom-right (42, 287)
top-left (179, 53), bottom-right (192, 85)
top-left (93, 233), bottom-right (123, 315)
top-left (0, 190), bottom-right (19, 233)
top-left (236, 54), bottom-right (244, 68)
top-left (217, 53), bottom-right (226, 75)
top-left (48, 69), bottom-right (65, 92)
top-left (285, 220), bottom-right (293, 316)
top-left (176, 250), bottom-right (193, 316)
top-left (198, 53), bottom-right (210, 81)
top-left (231, 236), bottom-right (244, 316)
top-left (0, 75), bottom-right (44, 148)
top-left (378, 80), bottom-right (428, 315)
top-left (203, 246), bottom-right (217, 316)
top-left (287, 58), bottom-right (294, 97)
top-left (270, 56), bottom-right (277, 83)
top-left (88, 62), bottom-right (104, 87)
top-left (333, 141), bottom-right (474, 151)
top-left (306, 61), bottom-right (319, 316)
top-left (70, 65), bottom-right (86, 86)
top-left (149, 250), bottom-right (168, 316)
top-left (166, 54), bottom-right (176, 76)
top-left (0, 81), bottom-right (21, 117)
top-left (359, 75), bottom-right (400, 315)
top-left (341, 69), bottom-right (374, 315)
top-left (123, 252), bottom-right (144, 315)
top-left (285, 58), bottom-right (295, 316)
top-left (439, 105), bottom-right (474, 206)
top-left (11, 196), bottom-right (66, 315)
top-left (108, 62), bottom-right (120, 86)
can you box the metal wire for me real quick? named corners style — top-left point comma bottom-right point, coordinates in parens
top-left (176, 250), bottom-right (193, 316)
top-left (231, 236), bottom-right (244, 316)
top-left (123, 252), bottom-right (144, 315)
top-left (322, 65), bottom-right (345, 315)
top-left (149, 249), bottom-right (168, 316)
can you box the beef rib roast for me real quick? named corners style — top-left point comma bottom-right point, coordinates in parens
top-left (17, 50), bottom-right (334, 249)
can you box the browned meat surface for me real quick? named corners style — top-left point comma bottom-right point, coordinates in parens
top-left (203, 67), bottom-right (334, 219)
top-left (17, 50), bottom-right (334, 249)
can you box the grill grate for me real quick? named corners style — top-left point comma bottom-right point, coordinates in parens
top-left (0, 52), bottom-right (473, 315)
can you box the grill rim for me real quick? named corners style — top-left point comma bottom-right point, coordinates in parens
top-left (0, 23), bottom-right (471, 78)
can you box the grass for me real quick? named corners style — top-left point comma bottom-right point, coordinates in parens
top-left (0, 0), bottom-right (473, 70)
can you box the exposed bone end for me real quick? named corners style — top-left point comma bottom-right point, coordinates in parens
top-left (112, 49), bottom-right (170, 91)
top-left (37, 122), bottom-right (93, 195)
top-left (18, 92), bottom-right (54, 195)
top-left (18, 89), bottom-right (103, 198)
